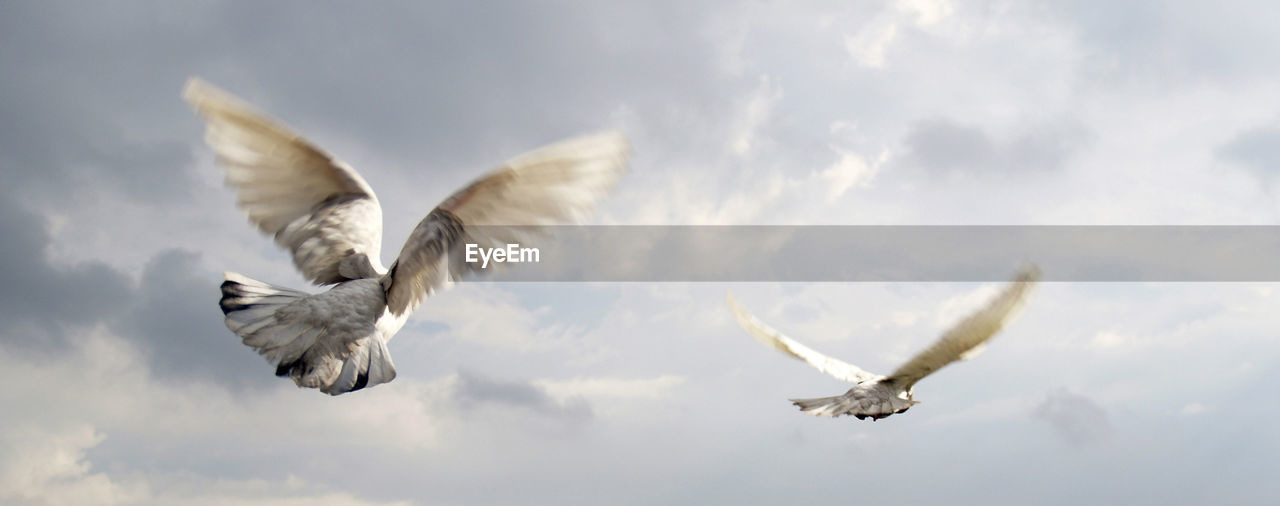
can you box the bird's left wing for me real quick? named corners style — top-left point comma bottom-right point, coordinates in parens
top-left (727, 292), bottom-right (880, 384)
top-left (886, 265), bottom-right (1041, 389)
top-left (382, 131), bottom-right (629, 316)
top-left (184, 78), bottom-right (384, 285)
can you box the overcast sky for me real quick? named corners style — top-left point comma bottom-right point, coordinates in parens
top-left (3, 1), bottom-right (1279, 504)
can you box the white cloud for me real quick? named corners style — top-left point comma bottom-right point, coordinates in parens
top-left (413, 284), bottom-right (587, 352)
top-left (844, 21), bottom-right (899, 68)
top-left (0, 328), bottom-right (458, 504)
top-left (0, 424), bottom-right (409, 506)
top-left (896, 0), bottom-right (954, 28)
top-left (1090, 330), bottom-right (1132, 350)
top-left (844, 0), bottom-right (954, 68)
top-left (821, 150), bottom-right (887, 201)
top-left (535, 375), bottom-right (686, 417)
top-left (729, 75), bottom-right (783, 156)
top-left (890, 310), bottom-right (924, 327)
top-left (1, 329), bottom-right (450, 450)
top-left (0, 425), bottom-right (145, 505)
top-left (536, 374), bottom-right (686, 401)
top-left (0, 411), bottom-right (413, 506)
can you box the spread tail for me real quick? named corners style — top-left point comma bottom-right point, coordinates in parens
top-left (219, 272), bottom-right (396, 395)
top-left (790, 394), bottom-right (915, 420)
top-left (791, 395), bottom-right (861, 418)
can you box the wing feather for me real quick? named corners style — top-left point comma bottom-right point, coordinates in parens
top-left (383, 131), bottom-right (629, 315)
top-left (886, 265), bottom-right (1041, 389)
top-left (184, 77), bottom-right (383, 284)
top-left (727, 292), bottom-right (880, 384)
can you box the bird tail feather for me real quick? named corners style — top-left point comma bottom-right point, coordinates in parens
top-left (218, 272), bottom-right (396, 395)
top-left (791, 395), bottom-right (858, 417)
top-left (789, 395), bottom-right (913, 420)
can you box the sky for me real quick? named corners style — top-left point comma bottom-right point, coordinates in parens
top-left (2, 0), bottom-right (1279, 504)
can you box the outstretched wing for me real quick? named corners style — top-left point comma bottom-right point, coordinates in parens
top-left (383, 131), bottom-right (629, 315)
top-left (727, 292), bottom-right (880, 384)
top-left (886, 265), bottom-right (1041, 389)
top-left (184, 78), bottom-right (383, 285)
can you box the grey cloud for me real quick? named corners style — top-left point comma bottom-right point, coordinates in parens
top-left (0, 70), bottom-right (196, 205)
top-left (1006, 121), bottom-right (1093, 172)
top-left (0, 191), bottom-right (266, 388)
top-left (108, 1), bottom-right (729, 166)
top-left (0, 1), bottom-right (723, 207)
top-left (1217, 120), bottom-right (1280, 180)
top-left (111, 249), bottom-right (275, 390)
top-left (86, 140), bottom-right (196, 203)
top-left (0, 193), bottom-right (134, 343)
top-left (902, 118), bottom-right (1090, 175)
top-left (1033, 388), bottom-right (1112, 446)
top-left (903, 119), bottom-right (995, 171)
top-left (453, 369), bottom-right (593, 423)
top-left (1, 0), bottom-right (745, 248)
top-left (0, 4), bottom-right (202, 206)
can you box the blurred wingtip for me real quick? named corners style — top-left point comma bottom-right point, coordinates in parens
top-left (181, 77), bottom-right (247, 114)
top-left (724, 291), bottom-right (749, 319)
top-left (1017, 263), bottom-right (1043, 283)
top-left (181, 76), bottom-right (214, 104)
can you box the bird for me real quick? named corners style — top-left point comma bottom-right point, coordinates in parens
top-left (183, 77), bottom-right (629, 395)
top-left (726, 266), bottom-right (1040, 420)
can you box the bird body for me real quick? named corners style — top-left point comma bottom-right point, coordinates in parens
top-left (728, 266), bottom-right (1040, 420)
top-left (790, 378), bottom-right (917, 421)
top-left (186, 77), bottom-right (629, 395)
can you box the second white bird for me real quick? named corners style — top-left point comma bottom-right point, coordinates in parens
top-left (727, 266), bottom-right (1040, 420)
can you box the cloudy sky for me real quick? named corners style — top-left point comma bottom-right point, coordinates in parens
top-left (3, 0), bottom-right (1280, 504)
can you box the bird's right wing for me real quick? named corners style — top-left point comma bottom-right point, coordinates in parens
top-left (382, 131), bottom-right (630, 316)
top-left (727, 292), bottom-right (880, 384)
top-left (886, 265), bottom-right (1041, 389)
top-left (184, 78), bottom-right (384, 285)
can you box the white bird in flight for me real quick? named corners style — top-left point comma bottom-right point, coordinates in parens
top-left (183, 78), bottom-right (629, 395)
top-left (726, 266), bottom-right (1040, 420)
